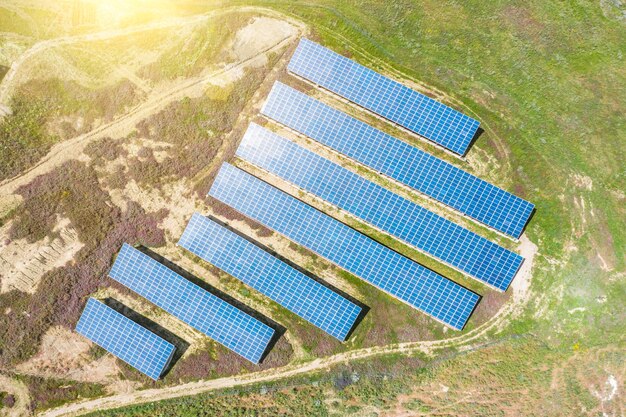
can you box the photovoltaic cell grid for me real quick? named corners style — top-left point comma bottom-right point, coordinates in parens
top-left (262, 82), bottom-right (534, 239)
top-left (209, 164), bottom-right (479, 330)
top-left (179, 213), bottom-right (362, 341)
top-left (237, 123), bottom-right (523, 291)
top-left (288, 38), bottom-right (480, 155)
top-left (75, 298), bottom-right (175, 380)
top-left (109, 244), bottom-right (275, 364)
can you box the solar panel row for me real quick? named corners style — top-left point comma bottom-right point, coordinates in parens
top-left (209, 163), bottom-right (480, 330)
top-left (237, 123), bottom-right (523, 291)
top-left (262, 82), bottom-right (534, 239)
top-left (76, 298), bottom-right (175, 380)
top-left (109, 243), bottom-right (275, 364)
top-left (288, 38), bottom-right (480, 156)
top-left (178, 213), bottom-right (362, 341)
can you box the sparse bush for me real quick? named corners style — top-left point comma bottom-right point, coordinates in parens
top-left (17, 375), bottom-right (105, 412)
top-left (0, 96), bottom-right (56, 180)
top-left (0, 161), bottom-right (166, 367)
top-left (84, 137), bottom-right (128, 166)
top-left (1, 392), bottom-right (15, 408)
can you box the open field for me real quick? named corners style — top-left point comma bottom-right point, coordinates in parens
top-left (0, 0), bottom-right (624, 416)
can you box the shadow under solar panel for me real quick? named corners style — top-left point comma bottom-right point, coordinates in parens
top-left (179, 213), bottom-right (362, 341)
top-left (109, 244), bottom-right (275, 364)
top-left (76, 298), bottom-right (175, 380)
top-left (209, 163), bottom-right (480, 330)
top-left (236, 123), bottom-right (524, 291)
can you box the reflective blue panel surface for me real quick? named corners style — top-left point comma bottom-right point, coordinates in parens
top-left (262, 82), bottom-right (534, 239)
top-left (109, 244), bottom-right (275, 364)
top-left (209, 164), bottom-right (480, 330)
top-left (76, 298), bottom-right (175, 380)
top-left (288, 38), bottom-right (479, 155)
top-left (179, 213), bottom-right (361, 340)
top-left (237, 123), bottom-right (523, 291)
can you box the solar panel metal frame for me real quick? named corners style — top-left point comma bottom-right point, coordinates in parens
top-left (237, 123), bottom-right (523, 291)
top-left (109, 243), bottom-right (275, 364)
top-left (209, 163), bottom-right (480, 330)
top-left (288, 38), bottom-right (480, 156)
top-left (261, 82), bottom-right (534, 239)
top-left (75, 298), bottom-right (175, 380)
top-left (178, 213), bottom-right (362, 341)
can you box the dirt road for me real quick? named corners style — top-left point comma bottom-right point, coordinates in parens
top-left (39, 236), bottom-right (537, 417)
top-left (0, 15), bottom-right (299, 207)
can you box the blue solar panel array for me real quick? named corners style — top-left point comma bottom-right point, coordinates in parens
top-left (76, 298), bottom-right (175, 380)
top-left (288, 38), bottom-right (480, 155)
top-left (262, 82), bottom-right (534, 239)
top-left (209, 164), bottom-right (479, 330)
top-left (237, 123), bottom-right (523, 291)
top-left (109, 244), bottom-right (275, 364)
top-left (178, 213), bottom-right (362, 341)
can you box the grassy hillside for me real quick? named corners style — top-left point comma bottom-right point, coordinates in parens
top-left (0, 0), bottom-right (623, 415)
top-left (90, 0), bottom-right (625, 414)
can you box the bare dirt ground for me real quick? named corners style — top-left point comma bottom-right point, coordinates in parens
top-left (15, 326), bottom-right (120, 385)
top-left (0, 217), bottom-right (83, 294)
top-left (38, 235), bottom-right (539, 417)
top-left (0, 374), bottom-right (30, 417)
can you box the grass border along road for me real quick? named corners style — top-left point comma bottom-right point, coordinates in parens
top-left (40, 227), bottom-right (537, 416)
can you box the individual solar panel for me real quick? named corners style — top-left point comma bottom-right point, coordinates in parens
top-left (179, 213), bottom-right (362, 341)
top-left (288, 38), bottom-right (480, 155)
top-left (237, 123), bottom-right (523, 291)
top-left (75, 298), bottom-right (175, 380)
top-left (209, 164), bottom-right (479, 330)
top-left (109, 244), bottom-right (275, 364)
top-left (262, 82), bottom-right (534, 239)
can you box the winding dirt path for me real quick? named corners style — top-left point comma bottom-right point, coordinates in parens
top-left (0, 8), bottom-right (300, 206)
top-left (0, 13), bottom-right (208, 105)
top-left (39, 236), bottom-right (537, 417)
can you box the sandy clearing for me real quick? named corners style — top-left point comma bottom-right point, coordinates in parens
top-left (0, 373), bottom-right (31, 417)
top-left (0, 217), bottom-right (83, 294)
top-left (570, 173), bottom-right (593, 191)
top-left (231, 17), bottom-right (298, 61)
top-left (14, 326), bottom-right (120, 385)
top-left (106, 178), bottom-right (201, 239)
